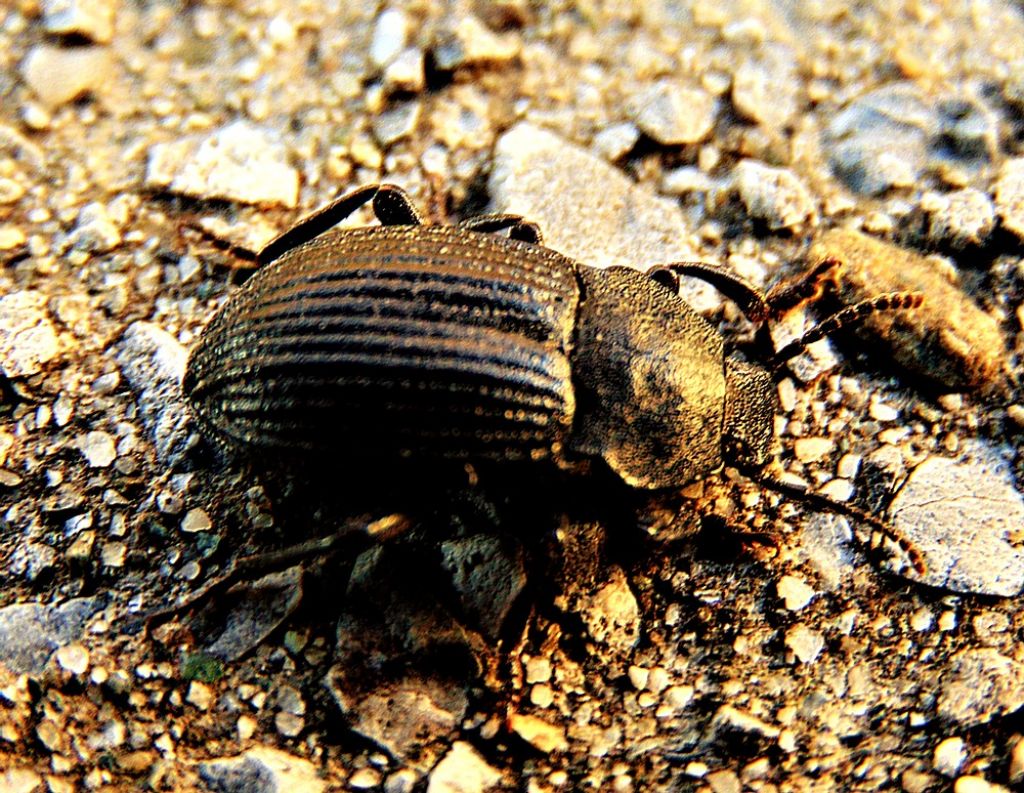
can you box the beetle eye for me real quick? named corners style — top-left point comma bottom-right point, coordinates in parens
top-left (647, 267), bottom-right (680, 294)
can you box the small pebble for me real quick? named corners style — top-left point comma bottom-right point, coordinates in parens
top-left (933, 736), bottom-right (967, 777)
top-left (55, 643), bottom-right (89, 676)
top-left (180, 508), bottom-right (212, 534)
top-left (734, 160), bottom-right (816, 232)
top-left (20, 44), bottom-right (113, 107)
top-left (508, 713), bottom-right (568, 753)
top-left (525, 657), bottom-right (552, 684)
top-left (630, 80), bottom-right (716, 145)
top-left (793, 437), bottom-right (833, 463)
top-left (349, 767), bottom-right (381, 789)
top-left (785, 624), bottom-right (824, 663)
top-left (776, 575), bottom-right (816, 611)
top-left (187, 681), bottom-right (213, 711)
top-left (79, 431), bottom-right (117, 468)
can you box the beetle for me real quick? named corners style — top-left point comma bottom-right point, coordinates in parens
top-left (183, 183), bottom-right (924, 568)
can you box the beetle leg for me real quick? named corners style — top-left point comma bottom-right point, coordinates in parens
top-left (460, 214), bottom-right (544, 244)
top-left (139, 514), bottom-right (411, 634)
top-left (257, 183), bottom-right (381, 266)
top-left (460, 213), bottom-right (525, 233)
top-left (663, 261), bottom-right (771, 323)
top-left (764, 257), bottom-right (841, 317)
top-left (372, 183), bottom-right (423, 226)
top-left (509, 221), bottom-right (543, 244)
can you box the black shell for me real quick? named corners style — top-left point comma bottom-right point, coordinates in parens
top-left (184, 225), bottom-right (581, 464)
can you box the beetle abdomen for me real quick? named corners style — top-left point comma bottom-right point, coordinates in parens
top-left (185, 225), bottom-right (581, 463)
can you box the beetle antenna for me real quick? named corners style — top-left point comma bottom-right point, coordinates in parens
top-left (739, 465), bottom-right (927, 575)
top-left (772, 292), bottom-right (924, 373)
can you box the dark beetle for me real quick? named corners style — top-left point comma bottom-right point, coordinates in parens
top-left (184, 183), bottom-right (918, 493)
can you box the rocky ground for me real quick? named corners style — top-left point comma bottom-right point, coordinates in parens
top-left (2, 1), bottom-right (1024, 791)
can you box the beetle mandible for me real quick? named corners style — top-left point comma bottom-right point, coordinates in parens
top-left (184, 183), bottom-right (922, 560)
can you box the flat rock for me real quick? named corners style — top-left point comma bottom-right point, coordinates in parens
top-left (810, 229), bottom-right (1009, 393)
top-left (890, 451), bottom-right (1024, 596)
top-left (20, 44), bottom-right (113, 107)
top-left (0, 597), bottom-right (105, 675)
top-left (439, 535), bottom-right (526, 640)
top-left (115, 322), bottom-right (192, 465)
top-left (146, 121), bottom-right (299, 207)
top-left (199, 746), bottom-right (325, 793)
top-left (326, 670), bottom-right (466, 772)
top-left (0, 291), bottom-right (60, 378)
top-left (936, 648), bottom-right (1024, 727)
top-left (920, 188), bottom-right (995, 249)
top-left (731, 44), bottom-right (799, 130)
top-left (827, 83), bottom-right (935, 195)
top-left (994, 158), bottom-right (1024, 241)
top-left (490, 122), bottom-right (716, 311)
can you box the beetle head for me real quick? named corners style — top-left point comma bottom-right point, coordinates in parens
top-left (722, 358), bottom-right (774, 468)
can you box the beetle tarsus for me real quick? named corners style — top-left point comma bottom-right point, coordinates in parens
top-left (373, 184), bottom-right (423, 226)
top-left (460, 214), bottom-right (544, 244)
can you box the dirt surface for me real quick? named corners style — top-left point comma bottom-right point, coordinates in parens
top-left (2, 1), bottom-right (1024, 791)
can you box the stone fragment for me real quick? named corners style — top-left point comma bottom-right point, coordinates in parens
top-left (491, 122), bottom-right (716, 310)
top-left (55, 643), bottom-right (89, 675)
top-left (933, 736), bottom-right (967, 777)
top-left (199, 746), bottom-right (325, 793)
top-left (508, 713), bottom-right (568, 753)
top-left (629, 80), bottom-right (716, 145)
top-left (579, 567), bottom-right (640, 654)
top-left (433, 15), bottom-right (520, 70)
top-left (890, 451), bottom-right (1024, 596)
top-left (146, 121), bottom-right (299, 207)
top-left (326, 670), bottom-right (466, 772)
top-left (20, 45), bottom-right (113, 107)
top-left (0, 225), bottom-right (25, 250)
top-left (0, 769), bottom-right (43, 793)
top-left (370, 8), bottom-right (409, 68)
top-left (921, 188), bottom-right (995, 249)
top-left (68, 201), bottom-right (122, 253)
top-left (734, 160), bottom-right (816, 232)
top-left (181, 508), bottom-right (212, 534)
top-left (785, 623), bottom-right (824, 663)
top-left (0, 597), bottom-right (105, 675)
top-left (731, 45), bottom-right (799, 130)
top-left (440, 535), bottom-right (526, 640)
top-left (427, 741), bottom-right (502, 793)
top-left (811, 229), bottom-right (1009, 393)
top-left (776, 575), bottom-right (815, 611)
top-left (937, 648), bottom-right (1024, 727)
top-left (42, 0), bottom-right (116, 43)
top-left (994, 158), bottom-right (1024, 241)
top-left (0, 291), bottom-right (60, 378)
top-left (372, 101), bottom-right (422, 146)
top-left (78, 430), bottom-right (116, 467)
top-left (591, 122), bottom-right (640, 162)
top-left (115, 322), bottom-right (192, 465)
